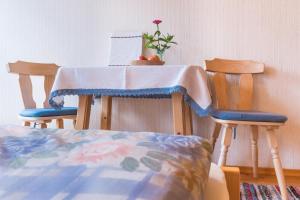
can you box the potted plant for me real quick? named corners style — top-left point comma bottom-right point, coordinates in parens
top-left (143, 19), bottom-right (177, 62)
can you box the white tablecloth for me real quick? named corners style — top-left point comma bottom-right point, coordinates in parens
top-left (49, 65), bottom-right (212, 116)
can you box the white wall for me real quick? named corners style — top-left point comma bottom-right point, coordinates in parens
top-left (0, 0), bottom-right (299, 169)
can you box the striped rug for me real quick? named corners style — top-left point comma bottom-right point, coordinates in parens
top-left (241, 183), bottom-right (300, 200)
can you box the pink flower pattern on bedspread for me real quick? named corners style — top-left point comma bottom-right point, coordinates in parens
top-left (0, 125), bottom-right (212, 200)
top-left (65, 141), bottom-right (131, 166)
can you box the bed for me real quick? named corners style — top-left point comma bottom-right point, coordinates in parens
top-left (0, 125), bottom-right (239, 200)
top-left (207, 164), bottom-right (240, 200)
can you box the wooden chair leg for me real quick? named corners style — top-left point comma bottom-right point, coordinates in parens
top-left (23, 121), bottom-right (31, 127)
top-left (56, 119), bottom-right (64, 129)
top-left (100, 96), bottom-right (112, 130)
top-left (251, 125), bottom-right (259, 178)
top-left (40, 123), bottom-right (47, 128)
top-left (184, 103), bottom-right (193, 135)
top-left (266, 127), bottom-right (288, 200)
top-left (210, 123), bottom-right (222, 150)
top-left (218, 125), bottom-right (233, 167)
top-left (171, 93), bottom-right (186, 135)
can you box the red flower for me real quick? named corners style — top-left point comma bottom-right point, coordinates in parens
top-left (153, 19), bottom-right (162, 25)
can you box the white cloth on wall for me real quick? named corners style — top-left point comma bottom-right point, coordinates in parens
top-left (108, 32), bottom-right (143, 66)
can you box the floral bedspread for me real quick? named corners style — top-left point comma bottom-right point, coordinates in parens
top-left (0, 125), bottom-right (212, 200)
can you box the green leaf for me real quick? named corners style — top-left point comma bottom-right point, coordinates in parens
top-left (121, 157), bottom-right (139, 172)
top-left (167, 35), bottom-right (174, 41)
top-left (145, 43), bottom-right (156, 49)
top-left (140, 156), bottom-right (162, 172)
top-left (143, 33), bottom-right (149, 40)
top-left (154, 30), bottom-right (161, 36)
top-left (159, 38), bottom-right (169, 43)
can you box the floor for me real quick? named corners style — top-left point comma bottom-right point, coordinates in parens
top-left (241, 173), bottom-right (300, 186)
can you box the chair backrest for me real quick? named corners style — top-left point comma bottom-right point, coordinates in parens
top-left (7, 61), bottom-right (59, 109)
top-left (108, 32), bottom-right (143, 66)
top-left (205, 58), bottom-right (264, 110)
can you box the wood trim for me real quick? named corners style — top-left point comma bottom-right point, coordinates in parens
top-left (222, 167), bottom-right (240, 200)
top-left (205, 58), bottom-right (264, 74)
top-left (237, 166), bottom-right (300, 177)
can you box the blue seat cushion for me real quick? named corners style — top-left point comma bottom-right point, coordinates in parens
top-left (19, 107), bottom-right (77, 118)
top-left (210, 109), bottom-right (287, 123)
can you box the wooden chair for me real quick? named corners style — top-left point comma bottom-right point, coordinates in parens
top-left (205, 58), bottom-right (288, 200)
top-left (7, 61), bottom-right (77, 128)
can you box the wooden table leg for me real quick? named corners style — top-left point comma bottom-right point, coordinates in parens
top-left (56, 119), bottom-right (64, 129)
top-left (100, 96), bottom-right (112, 130)
top-left (40, 123), bottom-right (47, 129)
top-left (171, 93), bottom-right (186, 135)
top-left (23, 121), bottom-right (31, 127)
top-left (75, 95), bottom-right (92, 130)
top-left (184, 103), bottom-right (193, 135)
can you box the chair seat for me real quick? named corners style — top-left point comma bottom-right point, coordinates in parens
top-left (211, 109), bottom-right (287, 123)
top-left (19, 107), bottom-right (77, 118)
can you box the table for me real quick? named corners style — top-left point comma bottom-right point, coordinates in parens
top-left (49, 65), bottom-right (212, 135)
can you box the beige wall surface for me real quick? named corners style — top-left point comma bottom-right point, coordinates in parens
top-left (0, 0), bottom-right (299, 169)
